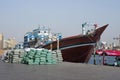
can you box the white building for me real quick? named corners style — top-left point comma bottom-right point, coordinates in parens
top-left (3, 37), bottom-right (17, 49)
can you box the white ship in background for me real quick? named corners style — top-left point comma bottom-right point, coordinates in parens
top-left (24, 26), bottom-right (62, 48)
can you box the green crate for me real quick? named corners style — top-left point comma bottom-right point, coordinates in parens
top-left (34, 55), bottom-right (40, 58)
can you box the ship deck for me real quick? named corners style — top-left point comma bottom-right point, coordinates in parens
top-left (0, 61), bottom-right (119, 80)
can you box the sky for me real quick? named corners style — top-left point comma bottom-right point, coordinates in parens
top-left (0, 0), bottom-right (120, 44)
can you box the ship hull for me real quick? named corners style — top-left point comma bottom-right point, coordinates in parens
top-left (42, 24), bottom-right (108, 63)
top-left (62, 45), bottom-right (94, 63)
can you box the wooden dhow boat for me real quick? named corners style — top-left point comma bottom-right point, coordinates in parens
top-left (42, 24), bottom-right (108, 63)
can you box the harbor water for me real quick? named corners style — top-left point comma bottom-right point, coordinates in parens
top-left (89, 55), bottom-right (116, 66)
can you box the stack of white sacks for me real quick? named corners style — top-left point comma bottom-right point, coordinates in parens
top-left (3, 48), bottom-right (63, 65)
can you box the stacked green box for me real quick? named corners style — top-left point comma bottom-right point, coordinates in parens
top-left (21, 48), bottom-right (63, 65)
top-left (40, 51), bottom-right (46, 64)
top-left (34, 58), bottom-right (40, 64)
top-left (40, 57), bottom-right (46, 64)
top-left (22, 49), bottom-right (36, 64)
top-left (52, 53), bottom-right (57, 64)
top-left (34, 52), bottom-right (40, 64)
top-left (56, 50), bottom-right (63, 63)
top-left (19, 49), bottom-right (25, 58)
top-left (46, 52), bottom-right (53, 64)
top-left (12, 49), bottom-right (20, 63)
top-left (28, 59), bottom-right (34, 65)
top-left (7, 49), bottom-right (25, 63)
top-left (21, 54), bottom-right (29, 64)
top-left (6, 48), bottom-right (63, 64)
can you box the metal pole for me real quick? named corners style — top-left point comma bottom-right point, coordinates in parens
top-left (93, 47), bottom-right (96, 65)
top-left (102, 52), bottom-right (105, 65)
top-left (57, 39), bottom-right (59, 50)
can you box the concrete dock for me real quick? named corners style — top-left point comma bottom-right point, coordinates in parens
top-left (0, 61), bottom-right (120, 80)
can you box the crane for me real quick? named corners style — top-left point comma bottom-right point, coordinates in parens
top-left (82, 22), bottom-right (98, 35)
top-left (113, 35), bottom-right (120, 46)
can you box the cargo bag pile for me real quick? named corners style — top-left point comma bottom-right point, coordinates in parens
top-left (3, 48), bottom-right (63, 65)
top-left (7, 49), bottom-right (25, 63)
top-left (21, 48), bottom-right (63, 65)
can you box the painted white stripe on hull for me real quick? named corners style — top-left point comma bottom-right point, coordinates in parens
top-left (60, 43), bottom-right (96, 50)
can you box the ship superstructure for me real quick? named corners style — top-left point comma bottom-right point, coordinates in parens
top-left (24, 26), bottom-right (62, 48)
